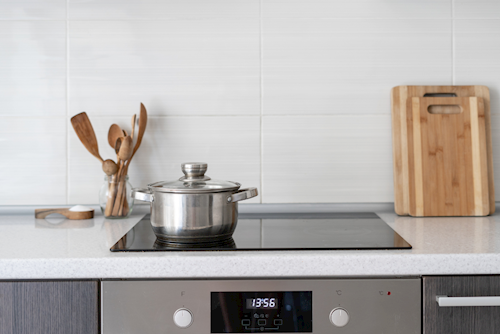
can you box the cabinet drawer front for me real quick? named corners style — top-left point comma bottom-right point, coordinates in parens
top-left (423, 275), bottom-right (500, 334)
top-left (0, 281), bottom-right (99, 334)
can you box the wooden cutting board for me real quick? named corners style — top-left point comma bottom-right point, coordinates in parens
top-left (407, 97), bottom-right (489, 216)
top-left (391, 85), bottom-right (494, 215)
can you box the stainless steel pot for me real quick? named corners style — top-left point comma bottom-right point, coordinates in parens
top-left (132, 162), bottom-right (258, 243)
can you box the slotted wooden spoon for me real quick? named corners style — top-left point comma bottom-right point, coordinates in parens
top-left (71, 112), bottom-right (103, 163)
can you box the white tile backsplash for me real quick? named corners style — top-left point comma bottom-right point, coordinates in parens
top-left (263, 30), bottom-right (451, 68)
top-left (68, 20), bottom-right (260, 116)
top-left (1, 0), bottom-right (500, 205)
top-left (68, 0), bottom-right (259, 20)
top-left (262, 0), bottom-right (452, 19)
top-left (454, 23), bottom-right (500, 66)
top-left (0, 0), bottom-right (66, 20)
top-left (454, 18), bottom-right (500, 115)
top-left (0, 117), bottom-right (66, 205)
top-left (264, 18), bottom-right (452, 34)
top-left (490, 115), bottom-right (500, 196)
top-left (455, 0), bottom-right (500, 19)
top-left (0, 21), bottom-right (66, 116)
top-left (454, 19), bottom-right (500, 33)
top-left (262, 115), bottom-right (394, 203)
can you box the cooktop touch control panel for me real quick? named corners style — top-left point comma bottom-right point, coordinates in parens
top-left (102, 278), bottom-right (420, 334)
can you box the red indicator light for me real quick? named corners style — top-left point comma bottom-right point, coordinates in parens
top-left (387, 292), bottom-right (391, 295)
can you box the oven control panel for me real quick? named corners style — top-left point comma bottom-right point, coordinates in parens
top-left (102, 278), bottom-right (420, 334)
top-left (211, 291), bottom-right (312, 332)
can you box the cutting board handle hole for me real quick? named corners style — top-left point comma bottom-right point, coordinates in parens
top-left (427, 105), bottom-right (463, 114)
top-left (423, 93), bottom-right (457, 97)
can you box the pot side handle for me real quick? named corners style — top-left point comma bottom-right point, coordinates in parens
top-left (132, 187), bottom-right (153, 202)
top-left (228, 188), bottom-right (258, 203)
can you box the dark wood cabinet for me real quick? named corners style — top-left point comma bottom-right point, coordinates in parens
top-left (423, 275), bottom-right (500, 334)
top-left (0, 280), bottom-right (99, 334)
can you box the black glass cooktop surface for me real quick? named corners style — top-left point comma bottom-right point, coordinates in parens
top-left (110, 212), bottom-right (411, 251)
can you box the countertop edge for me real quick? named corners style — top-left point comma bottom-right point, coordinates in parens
top-left (1, 253), bottom-right (499, 280)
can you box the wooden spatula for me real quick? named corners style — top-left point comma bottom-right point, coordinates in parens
top-left (71, 112), bottom-right (103, 163)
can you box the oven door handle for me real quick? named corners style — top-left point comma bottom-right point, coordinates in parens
top-left (436, 295), bottom-right (500, 307)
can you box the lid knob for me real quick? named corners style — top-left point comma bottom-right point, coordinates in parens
top-left (181, 162), bottom-right (210, 181)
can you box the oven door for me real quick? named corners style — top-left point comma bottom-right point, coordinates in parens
top-left (101, 278), bottom-right (420, 334)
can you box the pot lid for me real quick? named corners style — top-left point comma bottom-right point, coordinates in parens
top-left (148, 162), bottom-right (241, 194)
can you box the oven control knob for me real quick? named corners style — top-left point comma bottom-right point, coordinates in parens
top-left (329, 307), bottom-right (349, 327)
top-left (173, 308), bottom-right (193, 328)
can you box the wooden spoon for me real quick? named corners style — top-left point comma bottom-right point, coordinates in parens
top-left (112, 136), bottom-right (134, 216)
top-left (104, 138), bottom-right (123, 217)
top-left (116, 105), bottom-right (148, 217)
top-left (130, 114), bottom-right (137, 140)
top-left (119, 106), bottom-right (146, 216)
top-left (118, 136), bottom-right (133, 162)
top-left (124, 103), bottom-right (148, 174)
top-left (102, 159), bottom-right (118, 176)
top-left (108, 124), bottom-right (123, 149)
top-left (71, 112), bottom-right (103, 163)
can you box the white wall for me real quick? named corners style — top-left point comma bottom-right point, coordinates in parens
top-left (1, 0), bottom-right (499, 205)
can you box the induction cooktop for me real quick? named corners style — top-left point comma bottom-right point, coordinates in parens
top-left (110, 212), bottom-right (411, 251)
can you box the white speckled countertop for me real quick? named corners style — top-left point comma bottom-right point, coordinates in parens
top-left (1, 204), bottom-right (500, 279)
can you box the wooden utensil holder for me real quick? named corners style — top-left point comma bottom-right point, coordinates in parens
top-left (102, 174), bottom-right (131, 219)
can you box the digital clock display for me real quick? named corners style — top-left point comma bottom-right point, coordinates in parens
top-left (246, 297), bottom-right (278, 309)
top-left (211, 291), bottom-right (312, 333)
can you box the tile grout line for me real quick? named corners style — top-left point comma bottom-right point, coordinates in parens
top-left (452, 0), bottom-right (455, 85)
top-left (259, 0), bottom-right (264, 204)
top-left (0, 18), bottom-right (468, 21)
top-left (66, 0), bottom-right (70, 205)
top-left (1, 114), bottom-right (399, 118)
top-left (1, 114), bottom-right (397, 118)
